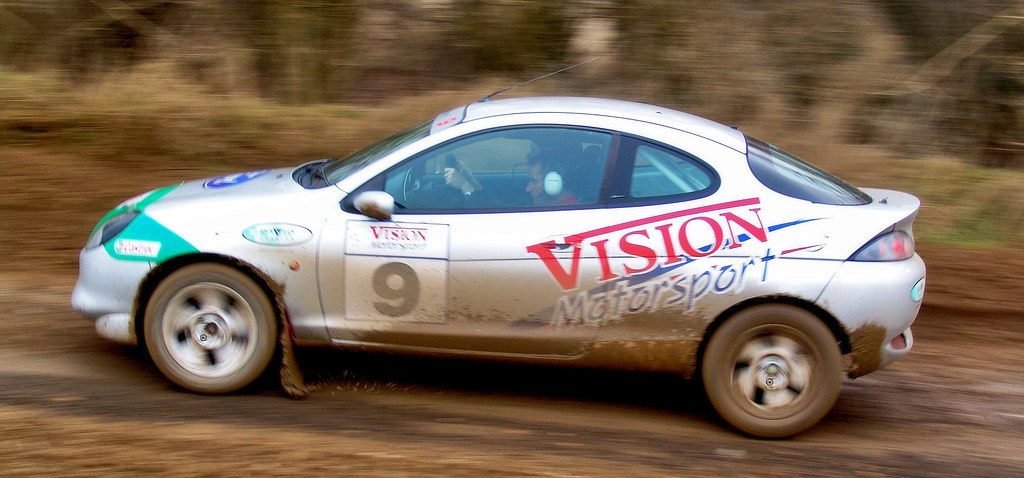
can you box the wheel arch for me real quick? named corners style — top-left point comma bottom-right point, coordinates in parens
top-left (133, 253), bottom-right (288, 350)
top-left (697, 296), bottom-right (851, 371)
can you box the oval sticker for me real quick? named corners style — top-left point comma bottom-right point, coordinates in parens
top-left (242, 224), bottom-right (313, 246)
top-left (204, 170), bottom-right (269, 189)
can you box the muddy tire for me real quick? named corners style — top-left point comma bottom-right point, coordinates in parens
top-left (144, 263), bottom-right (277, 394)
top-left (701, 304), bottom-right (841, 438)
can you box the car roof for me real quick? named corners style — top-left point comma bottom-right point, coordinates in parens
top-left (455, 96), bottom-right (747, 153)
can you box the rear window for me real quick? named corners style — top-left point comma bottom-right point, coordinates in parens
top-left (746, 137), bottom-right (871, 205)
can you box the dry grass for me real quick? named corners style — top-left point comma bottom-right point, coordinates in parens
top-left (2, 56), bottom-right (1022, 250)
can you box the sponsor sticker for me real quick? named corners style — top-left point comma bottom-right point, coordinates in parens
top-left (345, 221), bottom-right (449, 259)
top-left (526, 198), bottom-right (769, 291)
top-left (242, 223), bottom-right (313, 246)
top-left (430, 106), bottom-right (465, 133)
top-left (436, 116), bottom-right (459, 127)
top-left (113, 239), bottom-right (162, 258)
top-left (203, 170), bottom-right (269, 189)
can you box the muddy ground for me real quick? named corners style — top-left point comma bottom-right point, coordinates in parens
top-left (2, 147), bottom-right (1023, 476)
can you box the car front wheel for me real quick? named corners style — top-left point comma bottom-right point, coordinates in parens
top-left (701, 304), bottom-right (841, 438)
top-left (144, 263), bottom-right (278, 394)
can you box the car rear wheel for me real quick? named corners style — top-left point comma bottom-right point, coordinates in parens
top-left (701, 304), bottom-right (841, 438)
top-left (144, 263), bottom-right (278, 394)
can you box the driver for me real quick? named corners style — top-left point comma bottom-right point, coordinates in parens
top-left (524, 146), bottom-right (577, 206)
top-left (443, 143), bottom-right (578, 206)
top-left (442, 158), bottom-right (483, 199)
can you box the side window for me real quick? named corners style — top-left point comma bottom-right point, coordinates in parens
top-left (384, 127), bottom-right (611, 211)
top-left (627, 142), bottom-right (716, 200)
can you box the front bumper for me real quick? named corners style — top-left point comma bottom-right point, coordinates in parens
top-left (816, 254), bottom-right (925, 377)
top-left (71, 246), bottom-right (153, 345)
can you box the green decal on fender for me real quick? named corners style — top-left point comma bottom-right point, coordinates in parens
top-left (105, 214), bottom-right (198, 263)
top-left (136, 184), bottom-right (179, 209)
top-left (92, 184), bottom-right (180, 236)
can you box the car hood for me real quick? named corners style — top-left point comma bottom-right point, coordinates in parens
top-left (115, 166), bottom-right (334, 235)
top-left (144, 167), bottom-right (304, 206)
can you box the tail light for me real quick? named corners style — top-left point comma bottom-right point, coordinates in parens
top-left (850, 231), bottom-right (915, 262)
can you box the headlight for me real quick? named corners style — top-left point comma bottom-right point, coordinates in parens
top-left (850, 230), bottom-right (914, 262)
top-left (85, 211), bottom-right (140, 249)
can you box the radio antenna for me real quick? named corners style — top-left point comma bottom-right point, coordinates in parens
top-left (478, 57), bottom-right (599, 103)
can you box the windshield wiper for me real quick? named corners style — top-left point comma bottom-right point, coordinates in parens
top-left (315, 159), bottom-right (332, 187)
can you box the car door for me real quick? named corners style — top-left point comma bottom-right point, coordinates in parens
top-left (322, 126), bottom-right (617, 356)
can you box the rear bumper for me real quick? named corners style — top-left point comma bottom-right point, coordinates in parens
top-left (817, 254), bottom-right (925, 377)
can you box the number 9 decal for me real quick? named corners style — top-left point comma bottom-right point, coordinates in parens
top-left (344, 221), bottom-right (448, 324)
top-left (372, 262), bottom-right (420, 316)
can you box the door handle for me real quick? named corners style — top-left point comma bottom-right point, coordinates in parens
top-left (539, 235), bottom-right (582, 252)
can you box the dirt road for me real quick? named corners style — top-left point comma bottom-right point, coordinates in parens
top-left (1, 258), bottom-right (1022, 476)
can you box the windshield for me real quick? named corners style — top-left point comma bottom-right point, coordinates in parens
top-left (323, 120), bottom-right (432, 184)
top-left (746, 137), bottom-right (871, 205)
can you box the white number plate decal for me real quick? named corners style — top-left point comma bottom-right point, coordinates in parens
top-left (344, 221), bottom-right (449, 323)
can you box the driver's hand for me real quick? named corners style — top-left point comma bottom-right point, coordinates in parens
top-left (444, 160), bottom-right (482, 194)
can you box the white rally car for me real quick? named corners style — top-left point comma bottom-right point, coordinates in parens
top-left (73, 96), bottom-right (925, 437)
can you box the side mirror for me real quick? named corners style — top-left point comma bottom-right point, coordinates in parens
top-left (353, 191), bottom-right (394, 221)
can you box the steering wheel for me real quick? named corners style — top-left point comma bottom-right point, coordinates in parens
top-left (401, 167), bottom-right (418, 205)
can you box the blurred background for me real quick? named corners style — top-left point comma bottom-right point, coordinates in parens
top-left (3, 0), bottom-right (1023, 159)
top-left (2, 0), bottom-right (1023, 272)
top-left (2, 5), bottom-right (1024, 474)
